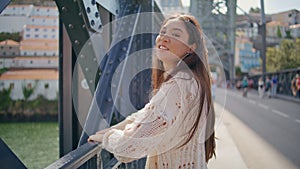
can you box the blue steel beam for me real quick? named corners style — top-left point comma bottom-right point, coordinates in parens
top-left (55, 0), bottom-right (163, 168)
top-left (0, 0), bottom-right (10, 13)
top-left (78, 1), bottom-right (164, 168)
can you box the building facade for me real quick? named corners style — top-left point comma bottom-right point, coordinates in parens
top-left (0, 56), bottom-right (58, 69)
top-left (156, 0), bottom-right (188, 15)
top-left (271, 9), bottom-right (300, 26)
top-left (0, 40), bottom-right (20, 57)
top-left (235, 37), bottom-right (260, 73)
top-left (0, 4), bottom-right (59, 57)
top-left (21, 5), bottom-right (59, 57)
top-left (0, 69), bottom-right (58, 100)
top-left (0, 5), bottom-right (33, 33)
top-left (290, 24), bottom-right (300, 38)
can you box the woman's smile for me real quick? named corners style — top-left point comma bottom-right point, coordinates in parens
top-left (158, 45), bottom-right (169, 51)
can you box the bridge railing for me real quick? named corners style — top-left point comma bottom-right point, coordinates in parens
top-left (235, 68), bottom-right (300, 101)
top-left (45, 142), bottom-right (102, 169)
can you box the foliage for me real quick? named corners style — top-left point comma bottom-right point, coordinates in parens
top-left (235, 66), bottom-right (242, 77)
top-left (0, 68), bottom-right (8, 75)
top-left (276, 26), bottom-right (282, 38)
top-left (0, 88), bottom-right (12, 112)
top-left (266, 38), bottom-right (300, 72)
top-left (249, 7), bottom-right (261, 13)
top-left (22, 81), bottom-right (37, 101)
top-left (0, 32), bottom-right (22, 42)
top-left (0, 94), bottom-right (58, 119)
top-left (285, 30), bottom-right (292, 39)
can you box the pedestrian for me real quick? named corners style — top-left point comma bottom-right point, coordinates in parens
top-left (265, 76), bottom-right (271, 98)
top-left (296, 74), bottom-right (300, 98)
top-left (271, 75), bottom-right (278, 97)
top-left (291, 75), bottom-right (297, 97)
top-left (242, 76), bottom-right (248, 97)
top-left (258, 76), bottom-right (264, 98)
top-left (88, 14), bottom-right (216, 168)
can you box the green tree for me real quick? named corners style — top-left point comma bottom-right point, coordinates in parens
top-left (0, 88), bottom-right (12, 113)
top-left (276, 26), bottom-right (282, 38)
top-left (0, 32), bottom-right (21, 42)
top-left (249, 7), bottom-right (261, 13)
top-left (0, 68), bottom-right (8, 75)
top-left (22, 84), bottom-right (35, 101)
top-left (266, 39), bottom-right (300, 72)
top-left (235, 66), bottom-right (242, 78)
top-left (285, 30), bottom-right (292, 39)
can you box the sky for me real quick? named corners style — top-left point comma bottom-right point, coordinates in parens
top-left (181, 0), bottom-right (300, 14)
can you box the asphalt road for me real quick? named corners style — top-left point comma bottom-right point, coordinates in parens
top-left (214, 88), bottom-right (300, 168)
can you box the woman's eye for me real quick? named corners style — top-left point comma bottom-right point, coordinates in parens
top-left (159, 31), bottom-right (166, 35)
top-left (172, 33), bottom-right (180, 37)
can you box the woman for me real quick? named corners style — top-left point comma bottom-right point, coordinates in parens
top-left (88, 14), bottom-right (216, 168)
top-left (258, 77), bottom-right (264, 98)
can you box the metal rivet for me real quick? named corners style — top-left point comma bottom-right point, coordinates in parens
top-left (82, 25), bottom-right (86, 29)
top-left (62, 6), bottom-right (67, 12)
top-left (74, 40), bottom-right (80, 45)
top-left (89, 80), bottom-right (93, 83)
top-left (87, 7), bottom-right (91, 13)
top-left (93, 58), bottom-right (97, 61)
top-left (85, 67), bottom-right (89, 71)
top-left (68, 24), bottom-right (74, 29)
top-left (80, 54), bottom-right (85, 58)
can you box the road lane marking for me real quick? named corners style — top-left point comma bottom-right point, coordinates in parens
top-left (248, 100), bottom-right (256, 104)
top-left (296, 119), bottom-right (300, 124)
top-left (272, 109), bottom-right (289, 118)
top-left (258, 103), bottom-right (269, 109)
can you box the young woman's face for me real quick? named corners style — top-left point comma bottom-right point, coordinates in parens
top-left (155, 19), bottom-right (192, 65)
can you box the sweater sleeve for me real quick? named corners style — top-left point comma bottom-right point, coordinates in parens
top-left (102, 77), bottom-right (198, 162)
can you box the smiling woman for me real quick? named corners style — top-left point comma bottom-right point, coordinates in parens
top-left (155, 18), bottom-right (196, 71)
top-left (88, 14), bottom-right (216, 169)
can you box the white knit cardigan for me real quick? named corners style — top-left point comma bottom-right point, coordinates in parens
top-left (102, 72), bottom-right (208, 169)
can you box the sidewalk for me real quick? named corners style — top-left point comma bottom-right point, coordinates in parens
top-left (207, 103), bottom-right (248, 169)
top-left (208, 97), bottom-right (298, 169)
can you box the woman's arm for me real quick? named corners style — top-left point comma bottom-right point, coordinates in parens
top-left (101, 78), bottom-right (198, 160)
top-left (88, 118), bottom-right (133, 143)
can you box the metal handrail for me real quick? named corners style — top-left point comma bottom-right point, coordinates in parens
top-left (45, 142), bottom-right (102, 169)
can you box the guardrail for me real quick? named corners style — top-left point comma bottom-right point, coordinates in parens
top-left (45, 142), bottom-right (102, 169)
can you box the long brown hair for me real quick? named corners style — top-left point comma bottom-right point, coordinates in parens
top-left (152, 14), bottom-right (216, 162)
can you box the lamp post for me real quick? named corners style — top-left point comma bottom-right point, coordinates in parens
top-left (260, 0), bottom-right (266, 74)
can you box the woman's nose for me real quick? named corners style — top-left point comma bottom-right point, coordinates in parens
top-left (160, 34), bottom-right (170, 42)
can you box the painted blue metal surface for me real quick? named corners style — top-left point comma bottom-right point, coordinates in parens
top-left (0, 138), bottom-right (27, 169)
top-left (77, 0), bottom-right (163, 168)
top-left (0, 0), bottom-right (10, 14)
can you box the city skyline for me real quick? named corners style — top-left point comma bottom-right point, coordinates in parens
top-left (181, 0), bottom-right (300, 14)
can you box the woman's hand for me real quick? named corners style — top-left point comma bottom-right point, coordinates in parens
top-left (87, 128), bottom-right (111, 143)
